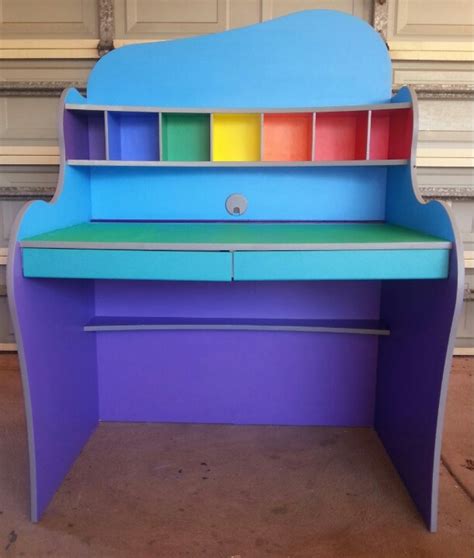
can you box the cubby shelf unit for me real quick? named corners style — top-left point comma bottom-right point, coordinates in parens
top-left (64, 102), bottom-right (413, 166)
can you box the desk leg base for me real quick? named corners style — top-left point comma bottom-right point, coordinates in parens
top-left (10, 244), bottom-right (99, 521)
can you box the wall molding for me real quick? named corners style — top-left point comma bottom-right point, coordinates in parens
top-left (0, 0), bottom-right (114, 60)
top-left (393, 84), bottom-right (474, 101)
top-left (1, 82), bottom-right (472, 100)
top-left (389, 41), bottom-right (474, 62)
top-left (373, 0), bottom-right (474, 61)
top-left (98, 0), bottom-right (114, 57)
top-left (420, 187), bottom-right (474, 201)
top-left (0, 147), bottom-right (59, 165)
top-left (373, 0), bottom-right (388, 40)
top-left (0, 40), bottom-right (100, 60)
top-left (417, 148), bottom-right (474, 168)
top-left (0, 0), bottom-right (471, 101)
top-left (0, 81), bottom-right (87, 97)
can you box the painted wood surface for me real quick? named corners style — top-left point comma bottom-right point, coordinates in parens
top-left (22, 249), bottom-right (232, 281)
top-left (86, 11), bottom-right (391, 107)
top-left (212, 114), bottom-right (261, 162)
top-left (83, 9), bottom-right (391, 222)
top-left (89, 166), bottom-right (388, 221)
top-left (107, 112), bottom-right (159, 161)
top-left (161, 114), bottom-right (210, 162)
top-left (315, 112), bottom-right (368, 161)
top-left (21, 221), bottom-right (450, 247)
top-left (7, 10), bottom-right (463, 531)
top-left (263, 113), bottom-right (313, 161)
top-left (9, 244), bottom-right (98, 521)
top-left (374, 86), bottom-right (465, 531)
top-left (234, 249), bottom-right (449, 281)
top-left (84, 316), bottom-right (390, 336)
top-left (94, 281), bottom-right (380, 427)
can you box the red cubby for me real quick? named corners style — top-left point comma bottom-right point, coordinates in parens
top-left (369, 108), bottom-right (413, 160)
top-left (314, 111), bottom-right (368, 161)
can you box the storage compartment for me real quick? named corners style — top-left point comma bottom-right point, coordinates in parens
top-left (108, 112), bottom-right (159, 161)
top-left (64, 109), bottom-right (106, 161)
top-left (161, 113), bottom-right (210, 161)
top-left (369, 108), bottom-right (413, 160)
top-left (212, 113), bottom-right (261, 161)
top-left (263, 113), bottom-right (313, 161)
top-left (314, 111), bottom-right (368, 161)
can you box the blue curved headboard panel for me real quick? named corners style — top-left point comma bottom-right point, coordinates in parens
top-left (87, 10), bottom-right (391, 108)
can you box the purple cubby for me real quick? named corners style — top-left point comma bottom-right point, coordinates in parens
top-left (64, 109), bottom-right (106, 161)
top-left (107, 112), bottom-right (159, 161)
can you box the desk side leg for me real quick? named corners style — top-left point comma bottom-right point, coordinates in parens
top-left (375, 246), bottom-right (463, 531)
top-left (9, 243), bottom-right (99, 521)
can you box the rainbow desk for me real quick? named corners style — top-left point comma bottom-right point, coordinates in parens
top-left (8, 11), bottom-right (464, 529)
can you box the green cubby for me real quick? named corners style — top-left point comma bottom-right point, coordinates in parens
top-left (161, 113), bottom-right (210, 161)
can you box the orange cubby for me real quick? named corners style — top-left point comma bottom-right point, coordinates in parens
top-left (314, 111), bottom-right (368, 161)
top-left (263, 113), bottom-right (313, 161)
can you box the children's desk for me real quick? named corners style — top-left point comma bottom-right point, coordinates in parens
top-left (8, 10), bottom-right (463, 530)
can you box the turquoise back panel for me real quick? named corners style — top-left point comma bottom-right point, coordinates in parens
top-left (87, 11), bottom-right (391, 107)
top-left (91, 166), bottom-right (387, 221)
top-left (18, 166), bottom-right (91, 240)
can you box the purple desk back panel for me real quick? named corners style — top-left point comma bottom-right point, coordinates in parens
top-left (96, 281), bottom-right (380, 426)
top-left (375, 247), bottom-right (460, 531)
top-left (12, 245), bottom-right (99, 521)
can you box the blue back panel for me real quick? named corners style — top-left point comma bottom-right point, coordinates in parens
top-left (87, 11), bottom-right (391, 108)
top-left (91, 166), bottom-right (387, 221)
top-left (18, 166), bottom-right (91, 240)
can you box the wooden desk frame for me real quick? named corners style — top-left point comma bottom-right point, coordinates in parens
top-left (7, 10), bottom-right (464, 530)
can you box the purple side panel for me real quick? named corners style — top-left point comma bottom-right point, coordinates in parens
top-left (96, 281), bottom-right (380, 425)
top-left (375, 247), bottom-right (459, 530)
top-left (63, 110), bottom-right (105, 161)
top-left (63, 110), bottom-right (88, 160)
top-left (12, 244), bottom-right (98, 520)
top-left (87, 113), bottom-right (106, 160)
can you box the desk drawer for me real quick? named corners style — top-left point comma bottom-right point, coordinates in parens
top-left (22, 249), bottom-right (232, 281)
top-left (233, 249), bottom-right (449, 280)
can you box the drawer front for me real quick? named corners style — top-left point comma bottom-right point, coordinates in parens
top-left (233, 250), bottom-right (450, 281)
top-left (23, 249), bottom-right (232, 281)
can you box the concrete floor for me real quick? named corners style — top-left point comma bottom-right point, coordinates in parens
top-left (0, 354), bottom-right (472, 557)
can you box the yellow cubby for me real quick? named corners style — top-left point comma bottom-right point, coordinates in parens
top-left (212, 113), bottom-right (261, 162)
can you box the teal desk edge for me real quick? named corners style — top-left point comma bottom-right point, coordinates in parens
top-left (22, 249), bottom-right (232, 282)
top-left (22, 248), bottom-right (449, 281)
